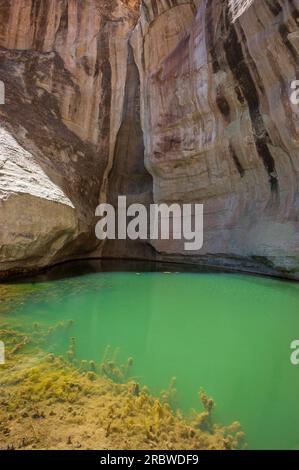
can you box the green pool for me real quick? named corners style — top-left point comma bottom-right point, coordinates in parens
top-left (1, 263), bottom-right (299, 450)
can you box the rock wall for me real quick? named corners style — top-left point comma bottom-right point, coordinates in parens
top-left (0, 0), bottom-right (140, 275)
top-left (130, 0), bottom-right (299, 278)
top-left (1, 0), bottom-right (299, 279)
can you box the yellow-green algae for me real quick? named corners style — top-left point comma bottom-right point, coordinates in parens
top-left (0, 324), bottom-right (246, 450)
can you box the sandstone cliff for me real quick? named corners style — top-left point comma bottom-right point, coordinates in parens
top-left (0, 0), bottom-right (141, 275)
top-left (131, 0), bottom-right (299, 278)
top-left (1, 0), bottom-right (299, 279)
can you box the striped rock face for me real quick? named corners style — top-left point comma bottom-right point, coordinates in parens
top-left (130, 0), bottom-right (299, 278)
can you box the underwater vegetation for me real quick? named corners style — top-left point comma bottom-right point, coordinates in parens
top-left (0, 322), bottom-right (246, 450)
top-left (0, 276), bottom-right (112, 316)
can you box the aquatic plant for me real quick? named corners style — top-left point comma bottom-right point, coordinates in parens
top-left (99, 346), bottom-right (134, 383)
top-left (66, 337), bottom-right (76, 363)
top-left (0, 323), bottom-right (246, 450)
top-left (161, 377), bottom-right (177, 407)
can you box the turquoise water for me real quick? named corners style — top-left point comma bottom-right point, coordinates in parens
top-left (1, 268), bottom-right (299, 449)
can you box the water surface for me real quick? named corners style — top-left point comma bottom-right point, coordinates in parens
top-left (1, 266), bottom-right (299, 450)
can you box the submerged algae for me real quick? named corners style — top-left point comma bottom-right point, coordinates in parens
top-left (0, 324), bottom-right (245, 450)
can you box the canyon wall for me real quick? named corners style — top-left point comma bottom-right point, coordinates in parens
top-left (0, 0), bottom-right (141, 275)
top-left (130, 0), bottom-right (299, 278)
top-left (0, 0), bottom-right (299, 278)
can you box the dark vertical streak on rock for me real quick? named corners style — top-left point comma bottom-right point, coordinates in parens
top-left (235, 85), bottom-right (245, 104)
top-left (223, 7), bottom-right (279, 193)
top-left (32, 0), bottom-right (52, 51)
top-left (151, 0), bottom-right (158, 18)
top-left (229, 144), bottom-right (245, 177)
top-left (30, 0), bottom-right (40, 45)
top-left (216, 95), bottom-right (231, 119)
top-left (205, 0), bottom-right (220, 73)
top-left (264, 0), bottom-right (281, 16)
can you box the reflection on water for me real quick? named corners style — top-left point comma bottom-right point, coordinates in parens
top-left (1, 265), bottom-right (299, 450)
